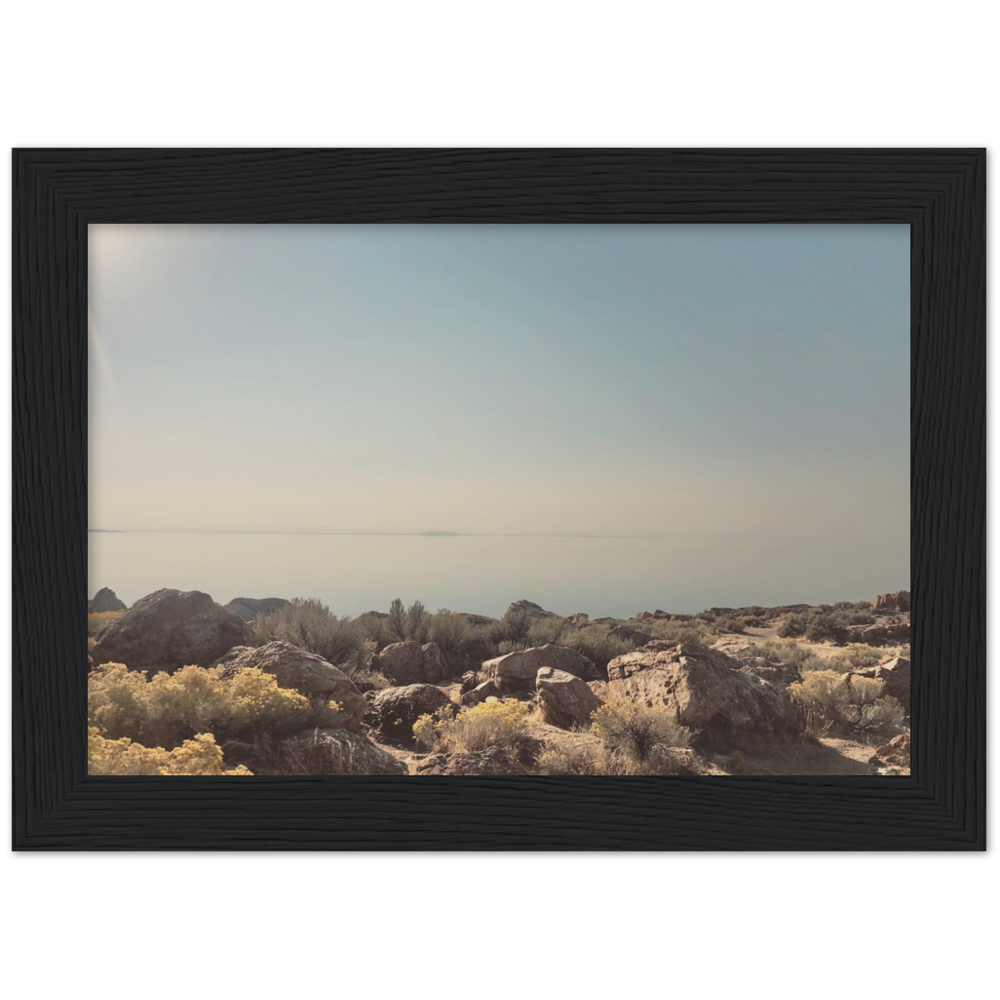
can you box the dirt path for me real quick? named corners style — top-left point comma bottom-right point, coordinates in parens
top-left (713, 624), bottom-right (841, 660)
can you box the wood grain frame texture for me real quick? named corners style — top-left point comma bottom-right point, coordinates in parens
top-left (11, 149), bottom-right (985, 850)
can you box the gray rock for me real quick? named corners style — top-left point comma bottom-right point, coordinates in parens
top-left (89, 587), bottom-right (127, 613)
top-left (224, 596), bottom-right (290, 621)
top-left (536, 667), bottom-right (603, 729)
top-left (364, 684), bottom-right (455, 742)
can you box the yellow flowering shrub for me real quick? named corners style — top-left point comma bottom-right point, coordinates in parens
top-left (88, 662), bottom-right (340, 749)
top-left (413, 699), bottom-right (530, 754)
top-left (88, 727), bottom-right (252, 775)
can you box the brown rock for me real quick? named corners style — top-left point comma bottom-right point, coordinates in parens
top-left (462, 635), bottom-right (494, 665)
top-left (536, 667), bottom-right (604, 729)
top-left (505, 599), bottom-right (557, 620)
top-left (846, 621), bottom-right (911, 646)
top-left (853, 656), bottom-right (911, 714)
top-left (224, 596), bottom-right (289, 621)
top-left (606, 641), bottom-right (804, 746)
top-left (415, 747), bottom-right (528, 776)
top-left (609, 623), bottom-right (652, 645)
top-left (869, 733), bottom-right (910, 775)
top-left (872, 590), bottom-right (911, 613)
top-left (88, 587), bottom-right (127, 613)
top-left (364, 684), bottom-right (455, 742)
top-left (90, 588), bottom-right (252, 674)
top-left (214, 641), bottom-right (367, 733)
top-left (483, 643), bottom-right (601, 691)
top-left (635, 611), bottom-right (653, 621)
top-left (421, 642), bottom-right (448, 683)
top-left (278, 729), bottom-right (405, 775)
top-left (378, 641), bottom-right (426, 684)
top-left (460, 680), bottom-right (500, 706)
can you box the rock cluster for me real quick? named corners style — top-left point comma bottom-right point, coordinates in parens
top-left (872, 590), bottom-right (911, 613)
top-left (364, 684), bottom-right (455, 742)
top-left (483, 644), bottom-right (601, 691)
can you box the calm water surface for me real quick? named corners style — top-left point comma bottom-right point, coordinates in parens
top-left (89, 532), bottom-right (906, 618)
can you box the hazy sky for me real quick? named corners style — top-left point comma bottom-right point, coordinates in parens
top-left (89, 224), bottom-right (909, 558)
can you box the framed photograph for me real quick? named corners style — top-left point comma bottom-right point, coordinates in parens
top-left (12, 148), bottom-right (984, 849)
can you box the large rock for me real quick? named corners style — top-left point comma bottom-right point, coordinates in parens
top-left (213, 641), bottom-right (366, 732)
top-left (376, 641), bottom-right (451, 684)
top-left (869, 733), bottom-right (910, 775)
top-left (364, 684), bottom-right (455, 742)
top-left (606, 641), bottom-right (804, 746)
top-left (89, 587), bottom-right (127, 613)
top-left (536, 667), bottom-right (604, 729)
top-left (278, 729), bottom-right (405, 775)
top-left (505, 599), bottom-right (557, 620)
top-left (852, 656), bottom-right (911, 715)
top-left (224, 596), bottom-right (290, 621)
top-left (378, 641), bottom-right (426, 684)
top-left (462, 635), bottom-right (494, 666)
top-left (609, 623), bottom-right (652, 646)
top-left (484, 644), bottom-right (601, 691)
top-left (421, 643), bottom-right (448, 683)
top-left (846, 621), bottom-right (911, 646)
top-left (91, 588), bottom-right (252, 674)
top-left (460, 680), bottom-right (500, 706)
top-left (872, 590), bottom-right (911, 613)
top-left (415, 747), bottom-right (528, 776)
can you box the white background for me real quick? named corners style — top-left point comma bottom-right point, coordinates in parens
top-left (0, 854), bottom-right (997, 1000)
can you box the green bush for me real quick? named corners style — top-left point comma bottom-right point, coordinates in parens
top-left (253, 598), bottom-right (365, 669)
top-left (559, 627), bottom-right (636, 672)
top-left (788, 670), bottom-right (905, 739)
top-left (590, 703), bottom-right (691, 774)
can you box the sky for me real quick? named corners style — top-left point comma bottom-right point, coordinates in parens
top-left (89, 224), bottom-right (909, 564)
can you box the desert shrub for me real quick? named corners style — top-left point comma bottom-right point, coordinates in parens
top-left (526, 616), bottom-right (567, 646)
top-left (734, 640), bottom-right (823, 673)
top-left (425, 610), bottom-right (476, 670)
top-left (590, 703), bottom-right (691, 774)
top-left (559, 627), bottom-right (635, 672)
top-left (645, 618), bottom-right (714, 645)
top-left (714, 615), bottom-right (745, 634)
top-left (488, 609), bottom-right (533, 647)
top-left (88, 662), bottom-right (340, 749)
top-left (788, 670), bottom-right (904, 739)
top-left (88, 610), bottom-right (124, 636)
top-left (413, 699), bottom-right (530, 755)
top-left (253, 598), bottom-right (365, 668)
top-left (496, 639), bottom-right (528, 656)
top-left (88, 727), bottom-right (251, 775)
top-left (823, 644), bottom-right (895, 674)
top-left (535, 742), bottom-right (599, 775)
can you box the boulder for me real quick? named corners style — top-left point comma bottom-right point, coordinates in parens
top-left (565, 612), bottom-right (590, 625)
top-left (846, 621), bottom-right (911, 646)
top-left (421, 642), bottom-right (448, 683)
top-left (462, 635), bottom-right (494, 666)
top-left (484, 643), bottom-right (601, 691)
top-left (364, 684), bottom-right (455, 743)
top-left (223, 596), bottom-right (289, 621)
top-left (378, 641), bottom-right (426, 684)
top-left (739, 657), bottom-right (802, 687)
top-left (90, 588), bottom-right (252, 674)
top-left (213, 641), bottom-right (366, 732)
top-left (460, 680), bottom-right (500, 706)
top-left (279, 729), bottom-right (405, 775)
top-left (505, 599), bottom-right (557, 620)
top-left (872, 590), bottom-right (911, 613)
top-left (536, 667), bottom-right (604, 729)
top-left (415, 747), bottom-right (528, 776)
top-left (869, 733), bottom-right (910, 775)
top-left (635, 611), bottom-right (653, 621)
top-left (89, 587), bottom-right (127, 613)
top-left (606, 641), bottom-right (804, 746)
top-left (609, 623), bottom-right (652, 646)
top-left (852, 656), bottom-right (911, 715)
top-left (588, 680), bottom-right (610, 701)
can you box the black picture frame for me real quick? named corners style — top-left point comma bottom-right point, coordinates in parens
top-left (12, 148), bottom-right (985, 850)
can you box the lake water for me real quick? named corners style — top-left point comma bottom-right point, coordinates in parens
top-left (89, 531), bottom-right (907, 619)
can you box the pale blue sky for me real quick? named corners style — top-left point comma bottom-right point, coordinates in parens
top-left (89, 224), bottom-right (909, 566)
